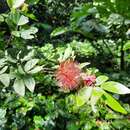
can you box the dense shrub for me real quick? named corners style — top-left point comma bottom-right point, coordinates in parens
top-left (0, 0), bottom-right (130, 130)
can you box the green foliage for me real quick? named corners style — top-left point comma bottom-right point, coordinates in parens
top-left (0, 109), bottom-right (7, 128)
top-left (70, 40), bottom-right (96, 57)
top-left (124, 40), bottom-right (130, 51)
top-left (104, 92), bottom-right (127, 114)
top-left (51, 27), bottom-right (69, 37)
top-left (0, 49), bottom-right (43, 96)
top-left (101, 81), bottom-right (130, 94)
top-left (0, 0), bottom-right (130, 129)
top-left (76, 74), bottom-right (130, 114)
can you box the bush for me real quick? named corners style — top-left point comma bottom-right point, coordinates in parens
top-left (0, 0), bottom-right (130, 130)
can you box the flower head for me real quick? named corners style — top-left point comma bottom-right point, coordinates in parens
top-left (82, 74), bottom-right (96, 86)
top-left (56, 60), bottom-right (81, 90)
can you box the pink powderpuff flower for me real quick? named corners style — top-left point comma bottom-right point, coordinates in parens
top-left (55, 60), bottom-right (81, 90)
top-left (82, 74), bottom-right (96, 86)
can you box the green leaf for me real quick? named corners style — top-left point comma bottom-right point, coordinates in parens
top-left (20, 27), bottom-right (38, 39)
top-left (77, 87), bottom-right (93, 106)
top-left (7, 0), bottom-right (13, 8)
top-left (33, 116), bottom-right (44, 127)
top-left (22, 50), bottom-right (35, 62)
top-left (0, 66), bottom-right (8, 75)
top-left (51, 27), bottom-right (68, 37)
top-left (88, 7), bottom-right (98, 14)
top-left (13, 78), bottom-right (25, 96)
top-left (12, 31), bottom-right (20, 37)
top-left (104, 92), bottom-right (127, 114)
top-left (96, 75), bottom-right (109, 85)
top-left (13, 0), bottom-right (25, 9)
top-left (5, 51), bottom-right (17, 63)
top-left (108, 13), bottom-right (124, 25)
top-left (28, 66), bottom-right (43, 74)
top-left (71, 4), bottom-right (90, 23)
top-left (18, 65), bottom-right (25, 74)
top-left (0, 58), bottom-right (6, 68)
top-left (79, 62), bottom-right (90, 69)
top-left (90, 87), bottom-right (104, 112)
top-left (0, 109), bottom-right (6, 119)
top-left (63, 45), bottom-right (73, 61)
top-left (76, 95), bottom-right (86, 107)
top-left (105, 113), bottom-right (122, 120)
top-left (123, 40), bottom-right (130, 51)
top-left (24, 59), bottom-right (39, 72)
top-left (0, 109), bottom-right (7, 126)
top-left (0, 74), bottom-right (10, 87)
top-left (21, 30), bottom-right (34, 39)
top-left (78, 87), bottom-right (93, 101)
top-left (24, 77), bottom-right (35, 92)
top-left (7, 0), bottom-right (25, 9)
top-left (101, 81), bottom-right (130, 94)
top-left (0, 15), bottom-right (4, 22)
top-left (17, 15), bottom-right (29, 26)
top-left (90, 87), bottom-right (104, 105)
top-left (0, 108), bottom-right (7, 126)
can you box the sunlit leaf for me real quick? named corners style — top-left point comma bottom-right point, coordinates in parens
top-left (24, 59), bottom-right (39, 72)
top-left (0, 66), bottom-right (8, 75)
top-left (12, 31), bottom-right (20, 37)
top-left (79, 62), bottom-right (90, 69)
top-left (20, 27), bottom-right (38, 39)
top-left (13, 0), bottom-right (26, 9)
top-left (90, 87), bottom-right (104, 105)
top-left (17, 15), bottom-right (29, 26)
top-left (77, 87), bottom-right (93, 106)
top-left (105, 113), bottom-right (123, 120)
top-left (51, 27), bottom-right (68, 37)
top-left (101, 81), bottom-right (130, 94)
top-left (0, 59), bottom-right (6, 68)
top-left (13, 78), bottom-right (25, 96)
top-left (7, 0), bottom-right (13, 8)
top-left (22, 50), bottom-right (35, 62)
top-left (90, 87), bottom-right (104, 112)
top-left (28, 66), bottom-right (43, 74)
top-left (123, 40), bottom-right (130, 51)
top-left (0, 108), bottom-right (7, 126)
top-left (0, 109), bottom-right (6, 119)
top-left (63, 45), bottom-right (73, 61)
top-left (24, 77), bottom-right (35, 92)
top-left (0, 74), bottom-right (10, 87)
top-left (76, 95), bottom-right (86, 107)
top-left (96, 75), bottom-right (109, 86)
top-left (0, 15), bottom-right (4, 22)
top-left (104, 92), bottom-right (127, 114)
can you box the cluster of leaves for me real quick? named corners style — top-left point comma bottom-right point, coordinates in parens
top-left (51, 0), bottom-right (130, 71)
top-left (0, 0), bottom-right (130, 130)
top-left (3, 95), bottom-right (130, 130)
top-left (0, 48), bottom-right (43, 96)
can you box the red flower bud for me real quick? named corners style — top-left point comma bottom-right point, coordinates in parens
top-left (82, 74), bottom-right (96, 86)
